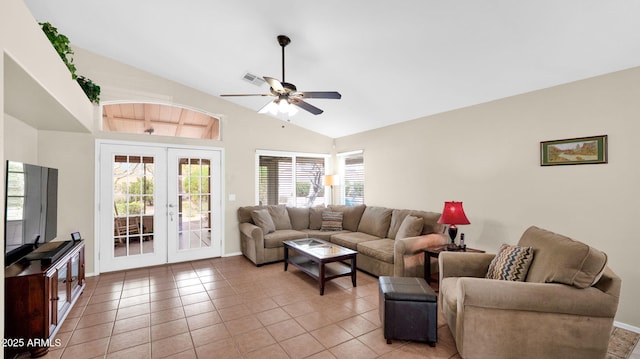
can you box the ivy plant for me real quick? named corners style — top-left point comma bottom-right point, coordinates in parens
top-left (39, 22), bottom-right (101, 104)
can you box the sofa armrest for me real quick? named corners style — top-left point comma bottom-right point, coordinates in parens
top-left (239, 222), bottom-right (265, 265)
top-left (239, 222), bottom-right (263, 241)
top-left (393, 233), bottom-right (447, 277)
top-left (456, 277), bottom-right (619, 318)
top-left (439, 251), bottom-right (495, 279)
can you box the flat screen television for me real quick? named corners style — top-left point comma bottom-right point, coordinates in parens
top-left (4, 160), bottom-right (58, 266)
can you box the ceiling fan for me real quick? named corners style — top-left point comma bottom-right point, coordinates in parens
top-left (221, 35), bottom-right (341, 115)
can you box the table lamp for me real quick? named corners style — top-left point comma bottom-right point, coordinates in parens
top-left (437, 201), bottom-right (470, 249)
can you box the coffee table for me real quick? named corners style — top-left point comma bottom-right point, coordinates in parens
top-left (283, 238), bottom-right (357, 295)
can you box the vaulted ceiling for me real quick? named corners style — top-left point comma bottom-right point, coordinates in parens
top-left (24, 1), bottom-right (640, 138)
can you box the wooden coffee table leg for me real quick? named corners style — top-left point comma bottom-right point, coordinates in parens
top-left (284, 246), bottom-right (289, 271)
top-left (319, 262), bottom-right (326, 295)
top-left (351, 255), bottom-right (357, 288)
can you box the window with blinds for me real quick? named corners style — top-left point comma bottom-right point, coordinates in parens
top-left (258, 153), bottom-right (327, 207)
top-left (340, 152), bottom-right (364, 206)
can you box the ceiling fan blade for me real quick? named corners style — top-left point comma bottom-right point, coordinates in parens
top-left (220, 94), bottom-right (272, 97)
top-left (291, 99), bottom-right (323, 115)
top-left (263, 76), bottom-right (285, 93)
top-left (297, 91), bottom-right (342, 99)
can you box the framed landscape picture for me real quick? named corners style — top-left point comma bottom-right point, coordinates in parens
top-left (540, 135), bottom-right (608, 166)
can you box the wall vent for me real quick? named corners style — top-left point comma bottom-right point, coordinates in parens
top-left (242, 72), bottom-right (266, 86)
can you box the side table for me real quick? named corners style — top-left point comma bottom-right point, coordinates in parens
top-left (423, 245), bottom-right (485, 289)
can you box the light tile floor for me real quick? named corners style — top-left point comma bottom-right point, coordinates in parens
top-left (34, 256), bottom-right (461, 359)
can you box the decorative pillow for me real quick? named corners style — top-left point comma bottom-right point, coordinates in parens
top-left (357, 206), bottom-right (393, 238)
top-left (328, 205), bottom-right (366, 231)
top-left (486, 244), bottom-right (534, 281)
top-left (268, 205), bottom-right (292, 230)
top-left (287, 207), bottom-right (310, 230)
top-left (517, 226), bottom-right (607, 289)
top-left (309, 205), bottom-right (326, 230)
top-left (321, 211), bottom-right (344, 231)
top-left (251, 209), bottom-right (276, 234)
top-left (396, 215), bottom-right (424, 239)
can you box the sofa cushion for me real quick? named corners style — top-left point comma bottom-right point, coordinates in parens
top-left (410, 210), bottom-right (444, 235)
top-left (309, 206), bottom-right (325, 230)
top-left (301, 229), bottom-right (350, 241)
top-left (251, 209), bottom-right (276, 234)
top-left (268, 205), bottom-right (292, 230)
top-left (518, 226), bottom-right (608, 289)
top-left (357, 239), bottom-right (395, 263)
top-left (287, 207), bottom-right (310, 230)
top-left (396, 215), bottom-right (424, 239)
top-left (328, 205), bottom-right (366, 231)
top-left (264, 230), bottom-right (308, 248)
top-left (485, 244), bottom-right (534, 282)
top-left (357, 206), bottom-right (393, 238)
top-left (388, 209), bottom-right (443, 239)
top-left (238, 205), bottom-right (264, 224)
top-left (321, 211), bottom-right (343, 231)
top-left (331, 231), bottom-right (380, 250)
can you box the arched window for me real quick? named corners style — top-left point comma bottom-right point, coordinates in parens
top-left (102, 103), bottom-right (220, 140)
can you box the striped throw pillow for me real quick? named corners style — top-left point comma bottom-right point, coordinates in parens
top-left (321, 211), bottom-right (343, 231)
top-left (486, 244), bottom-right (534, 281)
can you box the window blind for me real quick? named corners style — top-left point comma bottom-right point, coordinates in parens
top-left (258, 154), bottom-right (326, 207)
top-left (342, 154), bottom-right (364, 206)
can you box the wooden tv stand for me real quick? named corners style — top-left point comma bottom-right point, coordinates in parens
top-left (4, 240), bottom-right (85, 358)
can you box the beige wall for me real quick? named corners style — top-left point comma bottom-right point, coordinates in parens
top-left (69, 47), bottom-right (333, 271)
top-left (335, 66), bottom-right (640, 327)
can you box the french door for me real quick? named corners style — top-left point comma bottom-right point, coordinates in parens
top-left (98, 143), bottom-right (222, 273)
top-left (167, 149), bottom-right (222, 263)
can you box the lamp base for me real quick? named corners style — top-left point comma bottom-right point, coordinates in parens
top-left (446, 225), bottom-right (459, 249)
top-left (445, 243), bottom-right (460, 251)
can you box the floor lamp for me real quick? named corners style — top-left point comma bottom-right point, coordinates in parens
top-left (324, 174), bottom-right (339, 204)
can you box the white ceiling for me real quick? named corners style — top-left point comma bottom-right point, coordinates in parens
top-left (23, 1), bottom-right (640, 138)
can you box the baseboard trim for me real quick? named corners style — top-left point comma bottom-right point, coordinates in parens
top-left (615, 321), bottom-right (640, 333)
top-left (223, 252), bottom-right (242, 257)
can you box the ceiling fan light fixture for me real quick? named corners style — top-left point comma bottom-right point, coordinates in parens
top-left (278, 98), bottom-right (290, 113)
top-left (287, 104), bottom-right (298, 116)
top-left (221, 35), bottom-right (341, 116)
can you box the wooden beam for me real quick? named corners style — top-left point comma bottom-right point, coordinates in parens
top-left (175, 108), bottom-right (186, 137)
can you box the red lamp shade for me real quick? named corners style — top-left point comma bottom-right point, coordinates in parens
top-left (438, 201), bottom-right (470, 247)
top-left (438, 201), bottom-right (470, 225)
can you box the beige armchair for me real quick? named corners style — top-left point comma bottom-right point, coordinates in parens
top-left (439, 226), bottom-right (621, 359)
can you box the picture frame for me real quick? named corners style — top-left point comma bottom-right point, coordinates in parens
top-left (540, 135), bottom-right (608, 166)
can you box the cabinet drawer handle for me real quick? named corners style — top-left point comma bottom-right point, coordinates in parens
top-left (51, 297), bottom-right (59, 301)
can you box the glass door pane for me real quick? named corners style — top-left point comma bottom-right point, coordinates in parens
top-left (177, 158), bottom-right (212, 250)
top-left (99, 143), bottom-right (167, 273)
top-left (57, 265), bottom-right (69, 312)
top-left (113, 155), bottom-right (155, 257)
top-left (168, 148), bottom-right (221, 263)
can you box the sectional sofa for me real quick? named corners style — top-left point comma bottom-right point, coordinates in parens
top-left (237, 204), bottom-right (447, 277)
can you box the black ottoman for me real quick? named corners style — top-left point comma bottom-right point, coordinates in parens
top-left (378, 276), bottom-right (437, 346)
